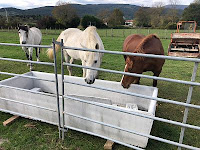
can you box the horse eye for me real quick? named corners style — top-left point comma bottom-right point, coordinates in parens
top-left (94, 60), bottom-right (97, 63)
top-left (95, 43), bottom-right (99, 49)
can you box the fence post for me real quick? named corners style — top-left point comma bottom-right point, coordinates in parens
top-left (111, 28), bottom-right (113, 37)
top-left (177, 62), bottom-right (199, 150)
top-left (52, 38), bottom-right (62, 139)
top-left (60, 39), bottom-right (66, 140)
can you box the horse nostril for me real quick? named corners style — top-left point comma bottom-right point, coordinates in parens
top-left (121, 83), bottom-right (129, 89)
top-left (22, 41), bottom-right (26, 44)
top-left (89, 80), bottom-right (93, 84)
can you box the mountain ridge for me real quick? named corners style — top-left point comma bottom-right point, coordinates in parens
top-left (0, 4), bottom-right (188, 20)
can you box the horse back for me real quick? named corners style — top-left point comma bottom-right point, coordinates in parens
top-left (123, 34), bottom-right (145, 60)
top-left (123, 34), bottom-right (165, 72)
top-left (139, 34), bottom-right (164, 55)
top-left (29, 27), bottom-right (42, 44)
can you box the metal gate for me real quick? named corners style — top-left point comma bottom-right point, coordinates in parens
top-left (0, 39), bottom-right (200, 149)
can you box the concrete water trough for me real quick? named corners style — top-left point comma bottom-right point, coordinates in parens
top-left (0, 71), bottom-right (158, 148)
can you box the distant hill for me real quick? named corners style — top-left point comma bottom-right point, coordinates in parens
top-left (0, 6), bottom-right (53, 16)
top-left (71, 4), bottom-right (140, 19)
top-left (0, 4), bottom-right (186, 20)
top-left (0, 4), bottom-right (140, 19)
top-left (165, 5), bottom-right (188, 10)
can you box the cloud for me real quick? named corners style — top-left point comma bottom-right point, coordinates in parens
top-left (0, 0), bottom-right (58, 9)
top-left (70, 0), bottom-right (152, 6)
top-left (0, 0), bottom-right (194, 9)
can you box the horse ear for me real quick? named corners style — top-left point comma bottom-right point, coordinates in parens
top-left (17, 24), bottom-right (21, 30)
top-left (26, 25), bottom-right (30, 29)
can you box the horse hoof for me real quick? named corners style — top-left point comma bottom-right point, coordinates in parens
top-left (30, 66), bottom-right (33, 71)
top-left (37, 59), bottom-right (40, 62)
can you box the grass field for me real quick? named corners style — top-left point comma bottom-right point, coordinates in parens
top-left (0, 29), bottom-right (200, 150)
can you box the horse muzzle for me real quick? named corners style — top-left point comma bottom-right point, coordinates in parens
top-left (22, 41), bottom-right (26, 44)
top-left (121, 82), bottom-right (130, 89)
top-left (85, 78), bottom-right (95, 84)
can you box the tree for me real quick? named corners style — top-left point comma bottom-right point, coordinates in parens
top-left (107, 9), bottom-right (124, 27)
top-left (193, 0), bottom-right (200, 4)
top-left (52, 2), bottom-right (80, 28)
top-left (182, 2), bottom-right (200, 25)
top-left (165, 0), bottom-right (179, 24)
top-left (36, 16), bottom-right (57, 29)
top-left (134, 7), bottom-right (151, 27)
top-left (81, 15), bottom-right (104, 28)
top-left (150, 2), bottom-right (165, 28)
top-left (97, 9), bottom-right (110, 25)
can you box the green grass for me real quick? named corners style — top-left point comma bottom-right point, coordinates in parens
top-left (0, 29), bottom-right (200, 150)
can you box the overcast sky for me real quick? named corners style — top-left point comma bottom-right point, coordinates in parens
top-left (0, 0), bottom-right (194, 9)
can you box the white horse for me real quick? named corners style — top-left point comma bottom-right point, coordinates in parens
top-left (47, 26), bottom-right (105, 84)
top-left (18, 25), bottom-right (42, 70)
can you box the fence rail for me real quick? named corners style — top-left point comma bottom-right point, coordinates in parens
top-left (0, 41), bottom-right (62, 138)
top-left (3, 28), bottom-right (200, 39)
top-left (0, 40), bottom-right (200, 149)
top-left (59, 40), bottom-right (200, 150)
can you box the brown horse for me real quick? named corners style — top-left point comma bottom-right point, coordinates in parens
top-left (121, 34), bottom-right (165, 88)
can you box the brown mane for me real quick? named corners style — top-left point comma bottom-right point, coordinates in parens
top-left (136, 34), bottom-right (159, 53)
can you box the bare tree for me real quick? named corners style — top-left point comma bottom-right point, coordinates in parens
top-left (97, 9), bottom-right (110, 25)
top-left (107, 9), bottom-right (124, 27)
top-left (52, 1), bottom-right (80, 28)
top-left (150, 2), bottom-right (165, 27)
top-left (167, 0), bottom-right (180, 24)
top-left (193, 0), bottom-right (200, 4)
top-left (134, 7), bottom-right (151, 27)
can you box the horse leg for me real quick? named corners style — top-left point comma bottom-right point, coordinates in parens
top-left (68, 58), bottom-right (74, 76)
top-left (82, 60), bottom-right (86, 78)
top-left (24, 48), bottom-right (30, 67)
top-left (25, 51), bottom-right (29, 61)
top-left (63, 51), bottom-right (72, 76)
top-left (35, 47), bottom-right (40, 62)
top-left (29, 47), bottom-right (33, 71)
top-left (153, 71), bottom-right (161, 87)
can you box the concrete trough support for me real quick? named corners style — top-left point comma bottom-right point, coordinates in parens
top-left (0, 71), bottom-right (158, 148)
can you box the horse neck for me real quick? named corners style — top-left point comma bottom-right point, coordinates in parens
top-left (82, 31), bottom-right (98, 49)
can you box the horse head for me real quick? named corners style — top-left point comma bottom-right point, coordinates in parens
top-left (18, 25), bottom-right (29, 44)
top-left (81, 26), bottom-right (104, 84)
top-left (81, 43), bottom-right (103, 84)
top-left (121, 56), bottom-right (138, 88)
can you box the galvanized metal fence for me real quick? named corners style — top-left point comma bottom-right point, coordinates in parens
top-left (0, 40), bottom-right (200, 149)
top-left (58, 40), bottom-right (200, 150)
top-left (0, 41), bottom-right (63, 138)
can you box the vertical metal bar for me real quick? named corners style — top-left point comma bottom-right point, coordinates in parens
top-left (60, 39), bottom-right (66, 140)
top-left (178, 62), bottom-right (199, 150)
top-left (52, 38), bottom-right (62, 138)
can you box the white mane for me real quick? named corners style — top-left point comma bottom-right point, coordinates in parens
top-left (47, 26), bottom-right (105, 84)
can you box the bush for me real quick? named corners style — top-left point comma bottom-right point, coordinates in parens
top-left (81, 15), bottom-right (105, 29)
top-left (165, 23), bottom-right (177, 29)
